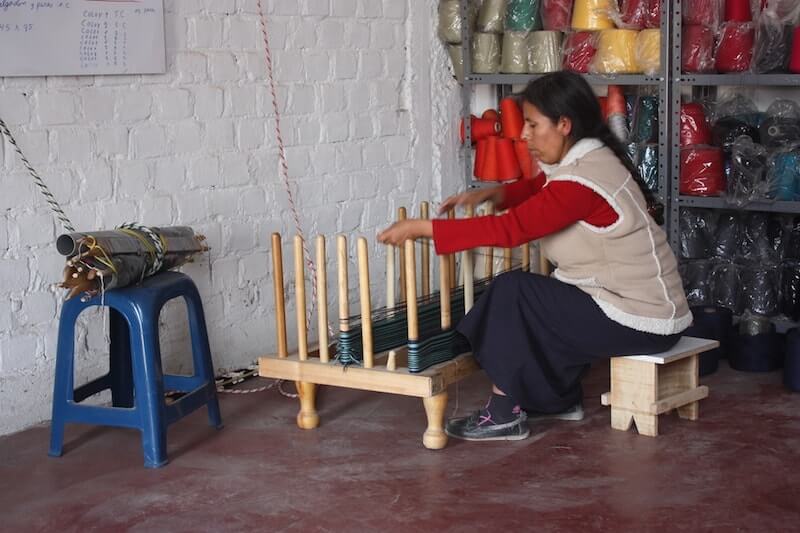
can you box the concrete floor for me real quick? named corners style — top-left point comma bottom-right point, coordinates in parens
top-left (1, 360), bottom-right (799, 532)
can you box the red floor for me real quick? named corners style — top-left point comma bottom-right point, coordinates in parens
top-left (1, 360), bottom-right (799, 532)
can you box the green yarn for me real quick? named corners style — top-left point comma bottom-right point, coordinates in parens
top-left (505, 0), bottom-right (542, 32)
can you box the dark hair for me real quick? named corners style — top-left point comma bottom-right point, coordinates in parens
top-left (518, 71), bottom-right (663, 224)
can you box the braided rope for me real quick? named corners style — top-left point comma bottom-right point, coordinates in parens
top-left (0, 117), bottom-right (75, 232)
top-left (117, 223), bottom-right (166, 276)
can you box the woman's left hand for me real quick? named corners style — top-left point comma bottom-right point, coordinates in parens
top-left (377, 219), bottom-right (433, 246)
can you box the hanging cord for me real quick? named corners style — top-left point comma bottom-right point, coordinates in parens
top-left (0, 117), bottom-right (75, 233)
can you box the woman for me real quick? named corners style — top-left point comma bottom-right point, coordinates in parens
top-left (378, 71), bottom-right (691, 442)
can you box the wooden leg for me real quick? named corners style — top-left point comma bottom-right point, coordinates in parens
top-left (632, 412), bottom-right (658, 437)
top-left (422, 392), bottom-right (448, 450)
top-left (676, 354), bottom-right (700, 421)
top-left (295, 381), bottom-right (319, 429)
top-left (610, 406), bottom-right (634, 432)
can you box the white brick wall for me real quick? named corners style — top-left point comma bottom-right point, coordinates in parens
top-left (0, 0), bottom-right (461, 436)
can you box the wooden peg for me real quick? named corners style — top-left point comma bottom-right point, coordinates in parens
top-left (294, 235), bottom-right (308, 361)
top-left (316, 235), bottom-right (329, 363)
top-left (463, 206), bottom-right (474, 312)
top-left (421, 201), bottom-right (430, 297)
top-left (357, 237), bottom-right (374, 369)
top-left (448, 209), bottom-right (456, 289)
top-left (405, 239), bottom-right (418, 341)
top-left (398, 207), bottom-right (407, 302)
top-left (522, 242), bottom-right (530, 272)
top-left (337, 235), bottom-right (349, 334)
top-left (484, 205), bottom-right (494, 278)
top-left (440, 254), bottom-right (451, 330)
top-left (271, 233), bottom-right (288, 358)
top-left (386, 244), bottom-right (395, 309)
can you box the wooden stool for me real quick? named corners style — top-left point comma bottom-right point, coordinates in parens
top-left (600, 336), bottom-right (718, 437)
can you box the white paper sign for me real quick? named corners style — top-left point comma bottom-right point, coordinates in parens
top-left (0, 0), bottom-right (165, 76)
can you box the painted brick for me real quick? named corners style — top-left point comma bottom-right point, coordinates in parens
top-left (220, 153), bottom-right (251, 187)
top-left (117, 160), bottom-right (151, 199)
top-left (227, 17), bottom-right (261, 50)
top-left (331, 0), bottom-right (357, 16)
top-left (35, 92), bottom-right (77, 125)
top-left (52, 128), bottom-right (93, 165)
top-left (237, 118), bottom-right (266, 151)
top-left (334, 50), bottom-right (358, 79)
top-left (305, 0), bottom-right (330, 16)
top-left (0, 92), bottom-right (30, 125)
top-left (94, 127), bottom-right (129, 157)
top-left (7, 130), bottom-right (49, 168)
top-left (189, 16), bottom-right (224, 49)
top-left (20, 292), bottom-right (56, 326)
top-left (154, 89), bottom-right (193, 120)
top-left (0, 334), bottom-right (38, 374)
top-left (171, 120), bottom-right (204, 153)
top-left (321, 84), bottom-right (346, 112)
top-left (132, 125), bottom-right (169, 158)
top-left (383, 0), bottom-right (407, 19)
top-left (153, 159), bottom-right (187, 193)
top-left (371, 22), bottom-right (396, 48)
top-left (318, 20), bottom-right (345, 48)
top-left (188, 156), bottom-right (221, 189)
top-left (352, 114), bottom-right (374, 139)
top-left (175, 190), bottom-right (208, 223)
top-left (228, 86), bottom-right (259, 117)
top-left (204, 119), bottom-right (236, 151)
top-left (359, 1), bottom-right (382, 18)
top-left (116, 91), bottom-right (153, 122)
top-left (305, 52), bottom-right (331, 82)
top-left (14, 211), bottom-right (55, 248)
top-left (208, 52), bottom-right (241, 82)
top-left (273, 0), bottom-right (300, 15)
top-left (193, 87), bottom-right (225, 119)
top-left (349, 22), bottom-right (371, 48)
top-left (0, 258), bottom-right (29, 292)
top-left (359, 50), bottom-right (384, 79)
top-left (141, 195), bottom-right (175, 226)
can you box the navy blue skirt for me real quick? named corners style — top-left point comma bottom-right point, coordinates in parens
top-left (456, 271), bottom-right (681, 413)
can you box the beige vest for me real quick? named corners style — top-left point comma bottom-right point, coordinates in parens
top-left (539, 139), bottom-right (692, 335)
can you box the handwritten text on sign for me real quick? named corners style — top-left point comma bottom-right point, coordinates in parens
top-left (0, 0), bottom-right (165, 76)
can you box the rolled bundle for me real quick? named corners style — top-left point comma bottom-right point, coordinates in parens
top-left (528, 31), bottom-right (563, 73)
top-left (752, 12), bottom-right (792, 73)
top-left (716, 22), bottom-right (755, 72)
top-left (784, 328), bottom-right (800, 391)
top-left (680, 146), bottom-right (726, 196)
top-left (438, 0), bottom-right (463, 44)
top-left (710, 261), bottom-right (744, 313)
top-left (712, 116), bottom-right (760, 154)
top-left (571, 0), bottom-right (614, 30)
top-left (447, 44), bottom-right (464, 81)
top-left (562, 31), bottom-right (598, 72)
top-left (680, 102), bottom-right (713, 146)
top-left (728, 137), bottom-right (768, 204)
top-left (506, 0), bottom-right (542, 31)
top-left (684, 0), bottom-right (720, 26)
top-left (632, 95), bottom-right (659, 143)
top-left (635, 28), bottom-right (661, 75)
top-left (472, 32), bottom-right (502, 73)
top-left (542, 0), bottom-right (574, 30)
top-left (680, 260), bottom-right (713, 306)
top-left (679, 209), bottom-right (713, 259)
top-left (768, 151), bottom-right (800, 201)
top-left (742, 266), bottom-right (780, 316)
top-left (625, 141), bottom-right (639, 166)
top-left (682, 24), bottom-right (716, 73)
top-left (590, 29), bottom-right (640, 74)
top-left (502, 31), bottom-right (530, 73)
top-left (617, 0), bottom-right (648, 29)
top-left (637, 143), bottom-right (659, 192)
top-left (477, 0), bottom-right (507, 33)
top-left (684, 304), bottom-right (734, 375)
top-left (724, 0), bottom-right (752, 22)
top-left (781, 261), bottom-right (800, 320)
top-left (500, 97), bottom-right (525, 139)
top-left (713, 211), bottom-right (741, 259)
top-left (737, 212), bottom-right (775, 262)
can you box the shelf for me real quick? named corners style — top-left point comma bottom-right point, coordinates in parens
top-left (467, 73), bottom-right (663, 86)
top-left (678, 195), bottom-right (800, 214)
top-left (678, 74), bottom-right (800, 86)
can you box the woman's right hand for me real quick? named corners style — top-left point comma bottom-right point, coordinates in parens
top-left (437, 186), bottom-right (503, 216)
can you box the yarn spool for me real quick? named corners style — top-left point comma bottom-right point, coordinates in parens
top-left (759, 117), bottom-right (800, 149)
top-left (752, 15), bottom-right (792, 73)
top-left (637, 143), bottom-right (659, 192)
top-left (563, 31), bottom-right (598, 72)
top-left (680, 102), bottom-right (713, 146)
top-left (738, 213), bottom-right (776, 263)
top-left (789, 27), bottom-right (800, 74)
top-left (438, 0), bottom-right (464, 44)
top-left (683, 0), bottom-right (719, 26)
top-left (447, 44), bottom-right (464, 82)
top-left (500, 97), bottom-right (525, 139)
top-left (506, 0), bottom-right (542, 31)
top-left (635, 29), bottom-right (661, 75)
top-left (471, 32), bottom-right (502, 73)
top-left (495, 138), bottom-right (522, 181)
top-left (542, 0), bottom-right (574, 30)
top-left (571, 0), bottom-right (614, 30)
top-left (514, 139), bottom-right (536, 179)
top-left (502, 31), bottom-right (530, 73)
top-left (460, 115), bottom-right (501, 144)
top-left (783, 328), bottom-right (800, 391)
top-left (730, 318), bottom-right (783, 372)
top-left (679, 210), bottom-right (712, 259)
top-left (713, 212), bottom-right (741, 259)
top-left (474, 137), bottom-right (490, 178)
top-left (710, 262), bottom-right (744, 314)
top-left (712, 117), bottom-right (760, 154)
top-left (716, 22), bottom-right (755, 72)
top-left (680, 147), bottom-right (725, 196)
top-left (591, 29), bottom-right (640, 74)
top-left (625, 141), bottom-right (638, 166)
top-left (477, 0), bottom-right (507, 33)
top-left (724, 0), bottom-right (752, 22)
top-left (785, 217), bottom-right (800, 260)
top-left (681, 261), bottom-right (713, 306)
top-left (742, 267), bottom-right (779, 317)
top-left (606, 85), bottom-right (629, 142)
top-left (632, 95), bottom-right (659, 143)
top-left (528, 31), bottom-right (563, 73)
top-left (780, 261), bottom-right (800, 320)
top-left (619, 0), bottom-right (648, 29)
top-left (645, 0), bottom-right (661, 29)
top-left (682, 24), bottom-right (716, 73)
top-left (684, 305), bottom-right (734, 375)
top-left (769, 151), bottom-right (800, 201)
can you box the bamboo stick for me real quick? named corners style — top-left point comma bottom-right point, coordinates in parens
top-left (421, 201), bottom-right (430, 297)
top-left (316, 235), bottom-right (329, 363)
top-left (440, 254), bottom-right (451, 329)
top-left (294, 235), bottom-right (308, 361)
top-left (357, 237), bottom-right (374, 369)
top-left (484, 205), bottom-right (494, 278)
top-left (405, 239), bottom-right (418, 341)
top-left (338, 235), bottom-right (349, 334)
top-left (463, 205), bottom-right (474, 312)
top-left (386, 244), bottom-right (395, 308)
top-left (271, 233), bottom-right (288, 358)
top-left (398, 207), bottom-right (407, 302)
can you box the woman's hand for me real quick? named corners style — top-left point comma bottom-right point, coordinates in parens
top-left (377, 219), bottom-right (433, 246)
top-left (437, 186), bottom-right (503, 215)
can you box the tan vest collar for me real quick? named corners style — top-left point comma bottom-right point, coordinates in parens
top-left (540, 138), bottom-right (604, 176)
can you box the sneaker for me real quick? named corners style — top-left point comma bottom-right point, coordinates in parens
top-left (526, 403), bottom-right (585, 422)
top-left (445, 409), bottom-right (530, 441)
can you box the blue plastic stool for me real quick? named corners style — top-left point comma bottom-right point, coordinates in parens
top-left (49, 271), bottom-right (222, 468)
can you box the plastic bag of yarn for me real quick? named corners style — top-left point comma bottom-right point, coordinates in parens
top-left (759, 99), bottom-right (800, 149)
top-left (562, 31), bottom-right (598, 72)
top-left (471, 32), bottom-right (503, 73)
top-left (741, 265), bottom-right (780, 316)
top-left (589, 29), bottom-right (640, 74)
top-left (709, 261), bottom-right (744, 313)
top-left (730, 314), bottom-right (784, 372)
top-left (505, 0), bottom-right (542, 31)
top-left (752, 8), bottom-right (793, 73)
top-left (680, 102), bottom-right (713, 146)
top-left (682, 24), bottom-right (716, 73)
top-left (780, 261), bottom-right (800, 320)
top-left (477, 0), bottom-right (508, 33)
top-left (680, 260), bottom-right (713, 306)
top-left (631, 95), bottom-right (659, 143)
top-left (447, 44), bottom-right (464, 82)
top-left (643, 0), bottom-right (661, 29)
top-left (680, 208), bottom-right (715, 259)
top-left (636, 143), bottom-right (659, 192)
top-left (501, 31), bottom-right (531, 73)
top-left (783, 216), bottom-right (800, 260)
top-left (571, 0), bottom-right (615, 30)
top-left (680, 146), bottom-right (726, 196)
top-left (712, 117), bottom-right (761, 154)
top-left (610, 0), bottom-right (649, 29)
top-left (634, 29), bottom-right (661, 75)
top-left (715, 22), bottom-right (755, 72)
top-left (727, 136), bottom-right (769, 205)
top-left (713, 211), bottom-right (741, 258)
top-left (683, 0), bottom-right (722, 27)
top-left (438, 0), bottom-right (478, 44)
top-left (684, 305), bottom-right (734, 375)
top-left (542, 0), bottom-right (574, 31)
top-left (737, 212), bottom-right (780, 263)
top-left (528, 31), bottom-right (564, 73)
top-left (767, 148), bottom-right (800, 201)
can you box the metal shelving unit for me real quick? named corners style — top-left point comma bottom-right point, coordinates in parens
top-left (459, 1), bottom-right (673, 209)
top-left (678, 196), bottom-right (800, 214)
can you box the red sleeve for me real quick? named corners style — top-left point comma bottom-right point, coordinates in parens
top-left (497, 172), bottom-right (546, 210)
top-left (431, 181), bottom-right (618, 255)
